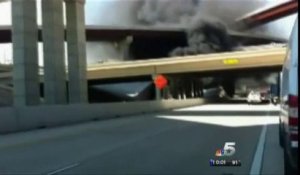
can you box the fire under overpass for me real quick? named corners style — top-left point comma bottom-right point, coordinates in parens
top-left (86, 45), bottom-right (286, 101)
top-left (0, 45), bottom-right (286, 105)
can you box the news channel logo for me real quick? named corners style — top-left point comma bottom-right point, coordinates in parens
top-left (215, 142), bottom-right (236, 157)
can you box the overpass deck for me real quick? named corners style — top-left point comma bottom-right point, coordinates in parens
top-left (87, 45), bottom-right (286, 80)
top-left (0, 45), bottom-right (286, 82)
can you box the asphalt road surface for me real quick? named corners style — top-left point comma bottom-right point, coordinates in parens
top-left (0, 104), bottom-right (283, 175)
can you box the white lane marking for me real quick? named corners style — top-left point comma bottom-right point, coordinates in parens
top-left (250, 104), bottom-right (275, 175)
top-left (47, 163), bottom-right (79, 175)
top-left (250, 124), bottom-right (267, 175)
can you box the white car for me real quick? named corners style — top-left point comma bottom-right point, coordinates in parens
top-left (247, 91), bottom-right (262, 104)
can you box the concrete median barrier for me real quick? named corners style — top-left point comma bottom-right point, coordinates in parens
top-left (0, 99), bottom-right (205, 134)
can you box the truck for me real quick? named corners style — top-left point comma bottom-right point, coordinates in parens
top-left (279, 17), bottom-right (298, 175)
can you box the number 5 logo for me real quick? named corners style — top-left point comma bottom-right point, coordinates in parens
top-left (223, 142), bottom-right (236, 156)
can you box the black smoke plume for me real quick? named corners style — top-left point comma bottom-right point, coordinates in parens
top-left (136, 0), bottom-right (236, 57)
top-left (169, 17), bottom-right (235, 57)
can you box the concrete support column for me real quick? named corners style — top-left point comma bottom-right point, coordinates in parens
top-left (155, 88), bottom-right (161, 100)
top-left (197, 81), bottom-right (201, 97)
top-left (190, 80), bottom-right (194, 98)
top-left (182, 83), bottom-right (186, 99)
top-left (196, 80), bottom-right (201, 97)
top-left (185, 80), bottom-right (192, 99)
top-left (42, 0), bottom-right (67, 104)
top-left (12, 0), bottom-right (40, 106)
top-left (194, 80), bottom-right (199, 97)
top-left (65, 0), bottom-right (88, 103)
top-left (152, 75), bottom-right (161, 100)
top-left (179, 79), bottom-right (185, 100)
top-left (162, 86), bottom-right (169, 100)
top-left (191, 80), bottom-right (195, 98)
top-left (121, 36), bottom-right (133, 60)
top-left (195, 80), bottom-right (200, 98)
top-left (176, 78), bottom-right (183, 100)
top-left (200, 82), bottom-right (204, 97)
top-left (168, 78), bottom-right (174, 99)
top-left (170, 78), bottom-right (179, 100)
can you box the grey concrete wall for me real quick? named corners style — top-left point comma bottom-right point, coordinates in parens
top-left (0, 87), bottom-right (12, 106)
top-left (0, 99), bottom-right (205, 134)
top-left (0, 107), bottom-right (17, 133)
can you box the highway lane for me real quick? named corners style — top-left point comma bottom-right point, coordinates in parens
top-left (0, 104), bottom-right (281, 175)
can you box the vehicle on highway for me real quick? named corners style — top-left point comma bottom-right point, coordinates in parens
top-left (247, 90), bottom-right (262, 104)
top-left (270, 84), bottom-right (280, 105)
top-left (271, 96), bottom-right (279, 105)
top-left (279, 17), bottom-right (298, 175)
top-left (260, 91), bottom-right (272, 103)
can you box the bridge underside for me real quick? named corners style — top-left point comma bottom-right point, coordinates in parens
top-left (0, 26), bottom-right (286, 44)
top-left (1, 45), bottom-right (285, 105)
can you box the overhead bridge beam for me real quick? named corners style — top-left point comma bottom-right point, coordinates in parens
top-left (87, 46), bottom-right (286, 80)
top-left (0, 46), bottom-right (286, 82)
top-left (235, 0), bottom-right (298, 30)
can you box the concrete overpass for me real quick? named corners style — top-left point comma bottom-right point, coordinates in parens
top-left (0, 44), bottom-right (286, 105)
top-left (0, 44), bottom-right (286, 80)
top-left (87, 45), bottom-right (286, 80)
